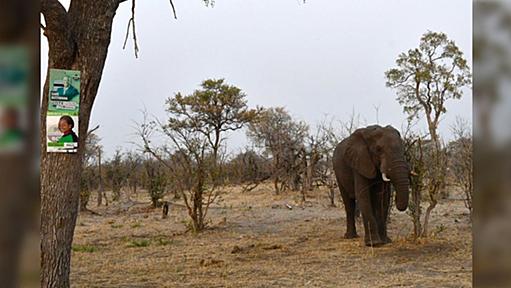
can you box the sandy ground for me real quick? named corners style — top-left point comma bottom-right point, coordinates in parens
top-left (71, 184), bottom-right (472, 287)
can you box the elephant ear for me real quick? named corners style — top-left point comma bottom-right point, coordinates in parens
top-left (345, 130), bottom-right (376, 179)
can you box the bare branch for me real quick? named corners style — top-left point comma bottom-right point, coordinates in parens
top-left (169, 0), bottom-right (178, 19)
top-left (122, 18), bottom-right (133, 51)
top-left (41, 0), bottom-right (68, 27)
top-left (123, 0), bottom-right (139, 58)
top-left (86, 125), bottom-right (100, 138)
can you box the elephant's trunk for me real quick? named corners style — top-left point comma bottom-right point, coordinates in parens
top-left (389, 159), bottom-right (410, 211)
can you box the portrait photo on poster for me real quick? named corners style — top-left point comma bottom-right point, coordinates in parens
top-left (46, 69), bottom-right (80, 153)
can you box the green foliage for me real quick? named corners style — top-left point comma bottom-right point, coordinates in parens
top-left (434, 224), bottom-right (446, 236)
top-left (72, 244), bottom-right (97, 253)
top-left (127, 239), bottom-right (150, 248)
top-left (166, 78), bottom-right (260, 160)
top-left (155, 237), bottom-right (173, 246)
top-left (385, 31), bottom-right (471, 125)
top-left (144, 160), bottom-right (168, 208)
top-left (247, 107), bottom-right (308, 152)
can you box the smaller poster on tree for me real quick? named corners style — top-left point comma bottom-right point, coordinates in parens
top-left (46, 68), bottom-right (80, 153)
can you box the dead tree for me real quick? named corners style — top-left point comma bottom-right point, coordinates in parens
top-left (79, 130), bottom-right (101, 212)
top-left (228, 149), bottom-right (271, 193)
top-left (449, 117), bottom-right (473, 214)
top-left (247, 107), bottom-right (308, 195)
top-left (162, 201), bottom-right (170, 219)
top-left (314, 116), bottom-right (359, 207)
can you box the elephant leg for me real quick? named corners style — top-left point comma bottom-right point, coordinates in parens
top-left (341, 191), bottom-right (358, 239)
top-left (355, 174), bottom-right (383, 246)
top-left (336, 172), bottom-right (358, 239)
top-left (372, 182), bottom-right (392, 244)
top-left (381, 183), bottom-right (392, 243)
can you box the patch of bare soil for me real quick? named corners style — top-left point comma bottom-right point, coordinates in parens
top-left (71, 184), bottom-right (472, 287)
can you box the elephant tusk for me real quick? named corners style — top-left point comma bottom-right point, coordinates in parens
top-left (410, 170), bottom-right (418, 176)
top-left (382, 173), bottom-right (391, 182)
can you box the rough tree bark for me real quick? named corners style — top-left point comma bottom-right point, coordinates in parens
top-left (40, 0), bottom-right (123, 286)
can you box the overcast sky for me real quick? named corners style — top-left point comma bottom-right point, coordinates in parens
top-left (42, 0), bottom-right (472, 158)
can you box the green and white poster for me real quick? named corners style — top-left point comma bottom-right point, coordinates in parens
top-left (46, 68), bottom-right (80, 153)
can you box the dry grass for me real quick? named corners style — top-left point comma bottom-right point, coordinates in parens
top-left (71, 184), bottom-right (472, 287)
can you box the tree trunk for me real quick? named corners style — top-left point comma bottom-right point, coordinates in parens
top-left (112, 186), bottom-right (121, 201)
top-left (79, 189), bottom-right (90, 212)
top-left (41, 1), bottom-right (121, 287)
top-left (411, 181), bottom-right (422, 238)
top-left (305, 164), bottom-right (313, 191)
top-left (273, 177), bottom-right (280, 195)
top-left (328, 185), bottom-right (336, 207)
top-left (422, 199), bottom-right (437, 237)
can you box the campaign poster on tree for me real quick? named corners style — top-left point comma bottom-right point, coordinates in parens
top-left (46, 69), bottom-right (80, 153)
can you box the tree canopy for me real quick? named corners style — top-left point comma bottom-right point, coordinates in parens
top-left (385, 31), bottom-right (471, 143)
top-left (165, 79), bottom-right (260, 160)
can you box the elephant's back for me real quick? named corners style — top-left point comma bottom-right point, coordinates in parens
top-left (332, 138), bottom-right (348, 168)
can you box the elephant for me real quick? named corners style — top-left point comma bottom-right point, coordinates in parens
top-left (333, 125), bottom-right (410, 246)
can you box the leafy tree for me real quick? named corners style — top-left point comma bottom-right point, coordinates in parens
top-left (139, 79), bottom-right (257, 232)
top-left (143, 158), bottom-right (168, 208)
top-left (385, 31), bottom-right (471, 146)
top-left (385, 31), bottom-right (471, 237)
top-left (167, 79), bottom-right (260, 161)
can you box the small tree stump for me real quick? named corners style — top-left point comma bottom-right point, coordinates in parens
top-left (162, 201), bottom-right (169, 219)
